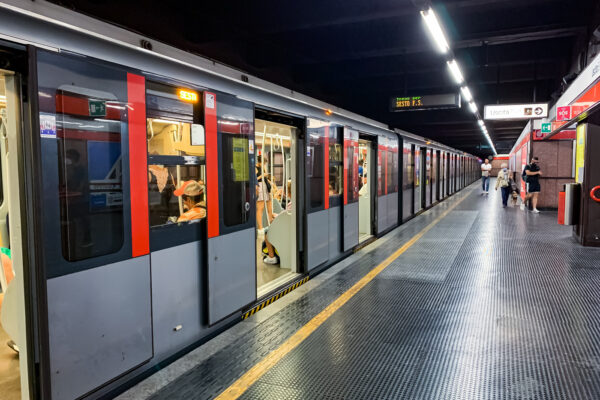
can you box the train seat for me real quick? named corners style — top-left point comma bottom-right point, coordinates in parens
top-left (266, 212), bottom-right (293, 270)
top-left (262, 199), bottom-right (284, 228)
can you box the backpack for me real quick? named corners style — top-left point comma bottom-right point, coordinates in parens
top-left (522, 167), bottom-right (528, 183)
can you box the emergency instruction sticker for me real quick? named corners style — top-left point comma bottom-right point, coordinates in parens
top-left (248, 139), bottom-right (254, 154)
top-left (205, 93), bottom-right (215, 109)
top-left (191, 124), bottom-right (205, 146)
top-left (40, 113), bottom-right (56, 138)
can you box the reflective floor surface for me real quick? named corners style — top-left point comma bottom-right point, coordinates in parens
top-left (0, 296), bottom-right (20, 400)
top-left (119, 181), bottom-right (600, 400)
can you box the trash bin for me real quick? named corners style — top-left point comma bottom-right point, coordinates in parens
top-left (561, 183), bottom-right (580, 225)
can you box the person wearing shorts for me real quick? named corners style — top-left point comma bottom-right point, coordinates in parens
top-left (481, 158), bottom-right (491, 194)
top-left (521, 156), bottom-right (542, 213)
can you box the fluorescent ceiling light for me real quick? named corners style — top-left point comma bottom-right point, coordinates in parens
top-left (460, 86), bottom-right (473, 102)
top-left (420, 8), bottom-right (449, 53)
top-left (477, 119), bottom-right (484, 126)
top-left (468, 102), bottom-right (478, 113)
top-left (447, 60), bottom-right (464, 84)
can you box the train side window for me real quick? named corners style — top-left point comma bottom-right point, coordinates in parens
top-left (52, 82), bottom-right (126, 261)
top-left (146, 84), bottom-right (206, 227)
top-left (307, 118), bottom-right (326, 210)
top-left (328, 126), bottom-right (342, 197)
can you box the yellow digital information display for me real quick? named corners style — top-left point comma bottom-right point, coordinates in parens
top-left (390, 93), bottom-right (460, 112)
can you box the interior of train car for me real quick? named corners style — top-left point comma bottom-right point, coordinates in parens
top-left (254, 109), bottom-right (301, 296)
top-left (357, 137), bottom-right (373, 242)
top-left (0, 57), bottom-right (30, 400)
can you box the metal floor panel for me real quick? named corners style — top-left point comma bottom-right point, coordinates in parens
top-left (145, 183), bottom-right (600, 400)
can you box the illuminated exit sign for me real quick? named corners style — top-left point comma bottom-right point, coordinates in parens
top-left (389, 93), bottom-right (461, 112)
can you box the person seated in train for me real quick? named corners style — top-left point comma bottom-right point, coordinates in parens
top-left (262, 181), bottom-right (292, 265)
top-left (256, 155), bottom-right (275, 232)
top-left (173, 180), bottom-right (206, 222)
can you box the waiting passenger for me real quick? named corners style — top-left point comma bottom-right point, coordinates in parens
top-left (495, 163), bottom-right (510, 208)
top-left (521, 156), bottom-right (542, 213)
top-left (174, 180), bottom-right (206, 222)
top-left (481, 158), bottom-right (491, 194)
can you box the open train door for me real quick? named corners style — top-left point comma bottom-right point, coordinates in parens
top-left (206, 93), bottom-right (256, 325)
top-left (342, 127), bottom-right (359, 251)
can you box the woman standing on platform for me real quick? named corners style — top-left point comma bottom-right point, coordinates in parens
top-left (495, 163), bottom-right (511, 208)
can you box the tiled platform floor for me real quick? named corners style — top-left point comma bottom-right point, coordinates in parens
top-left (119, 181), bottom-right (600, 400)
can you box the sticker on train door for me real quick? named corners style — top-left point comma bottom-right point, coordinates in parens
top-left (40, 113), bottom-right (56, 138)
top-left (205, 93), bottom-right (215, 109)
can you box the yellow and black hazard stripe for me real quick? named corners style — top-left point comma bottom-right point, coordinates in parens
top-left (242, 276), bottom-right (310, 320)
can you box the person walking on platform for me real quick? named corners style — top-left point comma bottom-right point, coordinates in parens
top-left (481, 158), bottom-right (491, 194)
top-left (521, 156), bottom-right (542, 213)
top-left (495, 163), bottom-right (510, 208)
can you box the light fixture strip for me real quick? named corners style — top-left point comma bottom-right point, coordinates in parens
top-left (447, 60), bottom-right (464, 84)
top-left (460, 86), bottom-right (472, 102)
top-left (420, 8), bottom-right (449, 53)
top-left (422, 7), bottom-right (496, 154)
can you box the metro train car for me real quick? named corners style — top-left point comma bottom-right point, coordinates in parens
top-left (0, 2), bottom-right (479, 399)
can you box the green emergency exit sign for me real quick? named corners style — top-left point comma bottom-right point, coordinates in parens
top-left (88, 100), bottom-right (107, 117)
top-left (541, 123), bottom-right (551, 133)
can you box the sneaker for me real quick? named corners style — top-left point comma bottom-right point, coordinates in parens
top-left (7, 340), bottom-right (19, 353)
top-left (520, 204), bottom-right (525, 211)
top-left (263, 256), bottom-right (278, 265)
top-left (532, 208), bottom-right (540, 213)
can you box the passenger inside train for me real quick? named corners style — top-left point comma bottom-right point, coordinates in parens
top-left (358, 139), bottom-right (372, 242)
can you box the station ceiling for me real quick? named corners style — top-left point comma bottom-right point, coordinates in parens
top-left (50, 0), bottom-right (600, 156)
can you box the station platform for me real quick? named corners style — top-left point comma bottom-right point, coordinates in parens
top-left (117, 181), bottom-right (600, 400)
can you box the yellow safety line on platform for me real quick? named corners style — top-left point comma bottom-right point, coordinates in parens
top-left (215, 189), bottom-right (471, 400)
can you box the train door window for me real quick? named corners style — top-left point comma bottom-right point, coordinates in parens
top-left (146, 81), bottom-right (207, 229)
top-left (306, 118), bottom-right (327, 211)
top-left (329, 126), bottom-right (343, 201)
top-left (413, 145), bottom-right (421, 212)
top-left (255, 113), bottom-right (300, 296)
top-left (387, 138), bottom-right (398, 194)
top-left (217, 96), bottom-right (253, 229)
top-left (358, 137), bottom-right (372, 241)
top-left (377, 141), bottom-right (385, 197)
top-left (420, 147), bottom-right (427, 208)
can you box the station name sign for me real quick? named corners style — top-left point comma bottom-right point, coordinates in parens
top-left (390, 93), bottom-right (460, 112)
top-left (483, 103), bottom-right (548, 120)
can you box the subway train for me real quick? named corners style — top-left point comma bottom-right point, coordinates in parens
top-left (0, 2), bottom-right (480, 399)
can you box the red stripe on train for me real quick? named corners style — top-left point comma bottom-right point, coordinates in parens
top-left (126, 73), bottom-right (150, 257)
top-left (324, 126), bottom-right (329, 210)
top-left (205, 92), bottom-right (220, 238)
